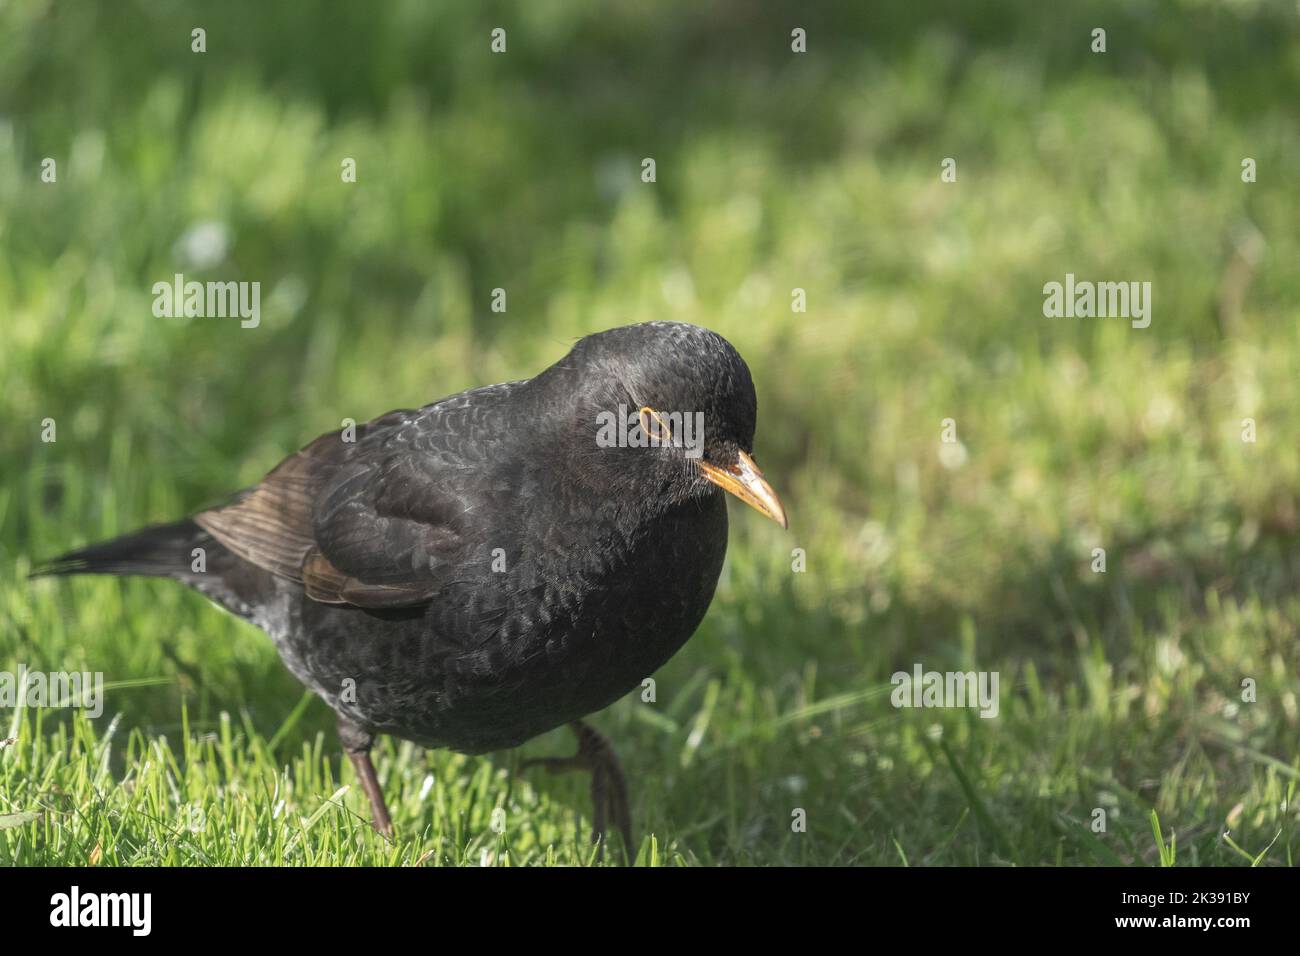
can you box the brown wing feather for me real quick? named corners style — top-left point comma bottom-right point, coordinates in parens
top-left (194, 432), bottom-right (345, 586)
top-left (193, 409), bottom-right (454, 609)
top-left (300, 549), bottom-right (440, 606)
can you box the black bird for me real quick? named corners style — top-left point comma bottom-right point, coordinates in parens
top-left (34, 321), bottom-right (786, 853)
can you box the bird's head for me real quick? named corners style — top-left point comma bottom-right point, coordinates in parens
top-left (545, 321), bottom-right (787, 528)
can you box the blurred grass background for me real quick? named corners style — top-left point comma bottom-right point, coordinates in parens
top-left (1, 0), bottom-right (1298, 864)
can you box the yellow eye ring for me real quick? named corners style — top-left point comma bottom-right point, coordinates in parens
top-left (638, 405), bottom-right (673, 442)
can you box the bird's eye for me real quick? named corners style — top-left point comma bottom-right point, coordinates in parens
top-left (638, 405), bottom-right (674, 443)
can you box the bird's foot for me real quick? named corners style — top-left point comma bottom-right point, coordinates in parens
top-left (521, 720), bottom-right (632, 861)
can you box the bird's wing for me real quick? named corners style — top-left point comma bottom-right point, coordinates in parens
top-left (298, 445), bottom-right (474, 606)
top-left (196, 388), bottom-right (517, 608)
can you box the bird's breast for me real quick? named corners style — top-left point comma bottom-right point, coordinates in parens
top-left (308, 492), bottom-right (730, 753)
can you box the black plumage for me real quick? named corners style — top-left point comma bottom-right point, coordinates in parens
top-left (35, 321), bottom-right (787, 851)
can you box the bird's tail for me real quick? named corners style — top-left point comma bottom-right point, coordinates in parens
top-left (31, 519), bottom-right (209, 580)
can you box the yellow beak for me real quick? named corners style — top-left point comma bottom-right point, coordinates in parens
top-left (699, 450), bottom-right (788, 529)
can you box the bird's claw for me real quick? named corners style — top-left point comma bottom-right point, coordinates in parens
top-left (520, 720), bottom-right (633, 862)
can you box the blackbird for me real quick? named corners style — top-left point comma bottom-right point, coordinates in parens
top-left (35, 321), bottom-right (786, 854)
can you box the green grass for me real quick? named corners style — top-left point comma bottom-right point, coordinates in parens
top-left (2, 0), bottom-right (1299, 865)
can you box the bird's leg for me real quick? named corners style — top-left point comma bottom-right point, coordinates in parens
top-left (520, 720), bottom-right (633, 858)
top-left (338, 716), bottom-right (393, 837)
top-left (348, 748), bottom-right (394, 837)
